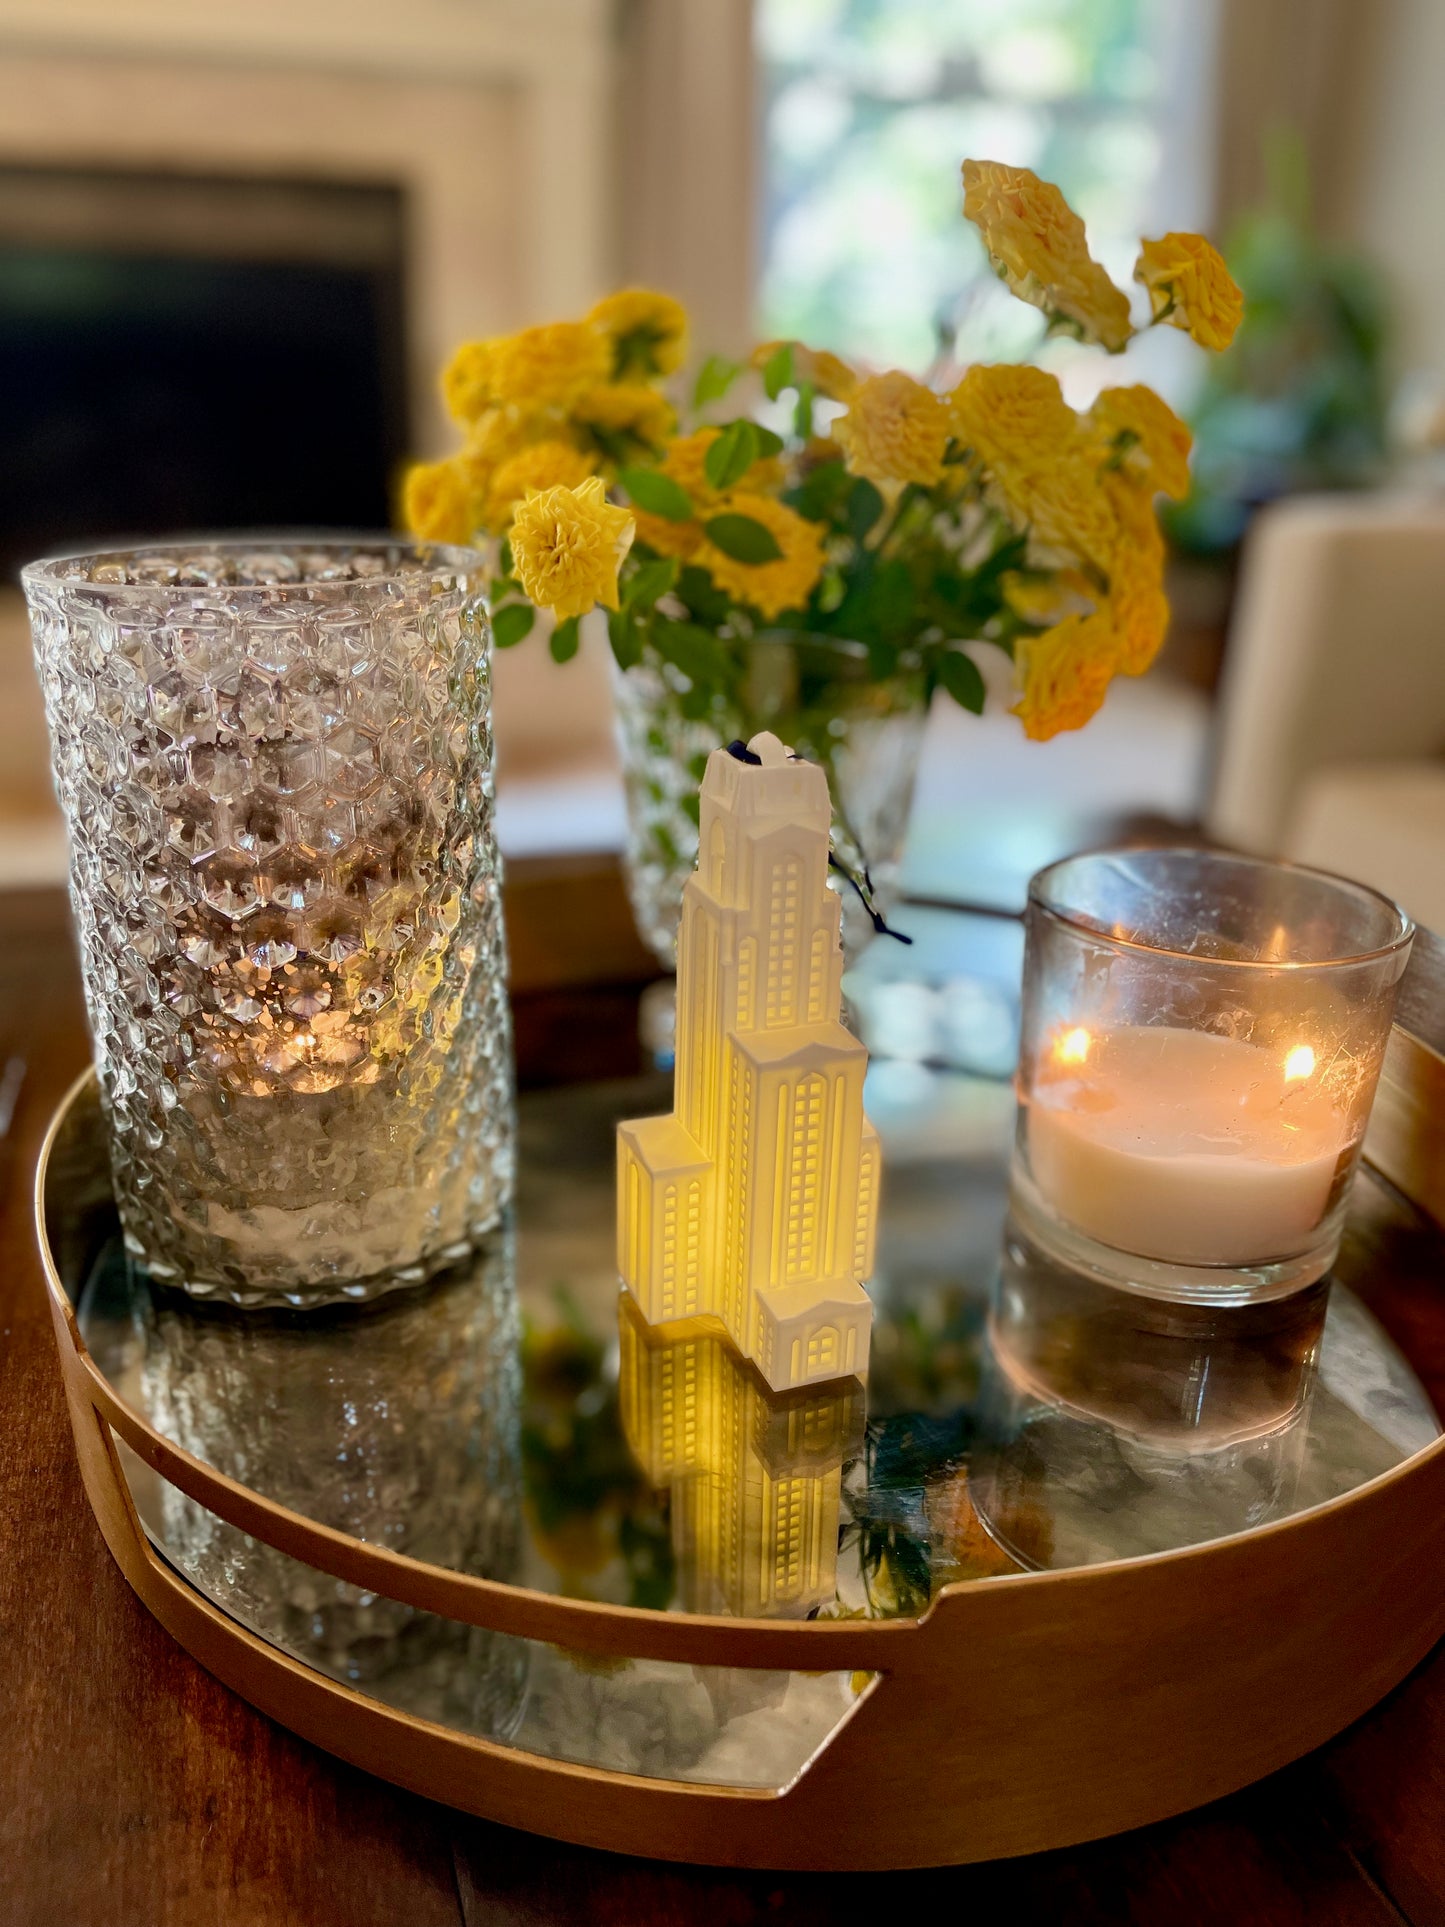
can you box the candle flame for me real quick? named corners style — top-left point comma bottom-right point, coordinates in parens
top-left (1055, 1026), bottom-right (1092, 1067)
top-left (1283, 1044), bottom-right (1316, 1083)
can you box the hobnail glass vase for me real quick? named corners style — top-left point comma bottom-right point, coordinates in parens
top-left (612, 631), bottom-right (929, 969)
top-left (24, 538), bottom-right (514, 1308)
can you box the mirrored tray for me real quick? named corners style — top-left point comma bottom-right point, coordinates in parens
top-left (37, 1065), bottom-right (1445, 1870)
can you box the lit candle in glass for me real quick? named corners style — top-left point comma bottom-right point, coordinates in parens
top-left (1013, 849), bottom-right (1412, 1302)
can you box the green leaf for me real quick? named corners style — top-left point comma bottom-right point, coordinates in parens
top-left (792, 379), bottom-right (817, 440)
top-left (491, 603), bottom-right (535, 649)
top-left (618, 465), bottom-right (693, 522)
top-left (652, 617), bottom-right (735, 687)
top-left (607, 607), bottom-right (642, 670)
top-left (623, 556), bottom-right (680, 609)
top-left (937, 648), bottom-right (986, 715)
top-left (549, 615), bottom-right (581, 663)
top-left (704, 419), bottom-right (760, 492)
top-left (846, 477), bottom-right (886, 541)
top-left (870, 557), bottom-right (914, 637)
top-left (702, 513), bottom-right (784, 564)
top-left (865, 635), bottom-right (901, 680)
top-left (499, 537), bottom-right (514, 578)
top-left (676, 563), bottom-right (732, 626)
top-left (762, 341), bottom-right (795, 401)
top-left (753, 425), bottom-right (785, 457)
top-left (788, 457), bottom-right (850, 522)
top-left (693, 353), bottom-right (742, 408)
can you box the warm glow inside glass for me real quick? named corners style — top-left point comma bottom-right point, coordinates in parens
top-left (1013, 848), bottom-right (1413, 1304)
top-left (24, 538), bottom-right (513, 1309)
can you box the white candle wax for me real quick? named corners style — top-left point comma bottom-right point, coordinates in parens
top-left (1026, 1025), bottom-right (1351, 1267)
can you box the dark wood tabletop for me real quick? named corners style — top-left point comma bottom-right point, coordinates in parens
top-left (4, 871), bottom-right (1445, 1927)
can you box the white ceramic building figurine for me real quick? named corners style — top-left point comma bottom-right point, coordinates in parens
top-left (617, 731), bottom-right (879, 1391)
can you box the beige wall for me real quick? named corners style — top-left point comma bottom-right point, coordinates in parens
top-left (1349, 0), bottom-right (1445, 382)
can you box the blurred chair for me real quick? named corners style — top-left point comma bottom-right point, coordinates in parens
top-left (1208, 494), bottom-right (1445, 932)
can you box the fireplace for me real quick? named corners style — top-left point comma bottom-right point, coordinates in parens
top-left (0, 163), bottom-right (410, 574)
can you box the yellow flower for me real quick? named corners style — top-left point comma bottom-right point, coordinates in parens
top-left (1013, 610), bottom-right (1119, 741)
top-left (452, 408), bottom-right (563, 529)
top-left (951, 365), bottom-right (1114, 564)
top-left (751, 339), bottom-right (860, 402)
top-left (509, 475), bottom-right (635, 620)
top-left (1089, 385), bottom-right (1192, 501)
top-left (490, 321), bottom-right (612, 410)
top-left (629, 427), bottom-right (781, 560)
top-left (574, 381), bottom-right (677, 454)
top-left (697, 492), bottom-right (826, 620)
top-left (464, 407), bottom-right (556, 468)
top-left (1102, 475), bottom-right (1170, 674)
top-left (1134, 233), bottom-right (1244, 351)
top-left (951, 363), bottom-right (1076, 462)
top-left (588, 288), bottom-right (689, 376)
top-left (962, 160), bottom-right (1133, 353)
top-left (402, 458), bottom-right (474, 546)
top-left (832, 371), bottom-right (952, 486)
top-left (486, 440), bottom-right (597, 530)
top-left (441, 339), bottom-right (499, 425)
top-left (1001, 569), bottom-right (1094, 626)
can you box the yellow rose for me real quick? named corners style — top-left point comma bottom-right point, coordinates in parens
top-left (696, 492), bottom-right (826, 620)
top-left (1013, 610), bottom-right (1119, 741)
top-left (490, 321), bottom-right (612, 410)
top-left (1134, 233), bottom-right (1244, 352)
top-left (509, 475), bottom-right (635, 620)
top-left (441, 339), bottom-right (499, 425)
top-left (951, 365), bottom-right (1114, 564)
top-left (1089, 385), bottom-right (1192, 501)
top-left (402, 458), bottom-right (474, 546)
top-left (963, 160), bottom-right (1133, 354)
top-left (831, 371), bottom-right (952, 487)
top-left (751, 339), bottom-right (860, 402)
top-left (486, 440), bottom-right (598, 531)
top-left (588, 287), bottom-right (689, 376)
top-left (574, 381), bottom-right (677, 454)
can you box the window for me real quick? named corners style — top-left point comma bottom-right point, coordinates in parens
top-left (758, 0), bottom-right (1195, 382)
top-left (806, 1324), bottom-right (840, 1374)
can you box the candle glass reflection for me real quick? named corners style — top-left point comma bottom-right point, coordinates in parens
top-left (24, 540), bottom-right (514, 1307)
top-left (1014, 848), bottom-right (1412, 1304)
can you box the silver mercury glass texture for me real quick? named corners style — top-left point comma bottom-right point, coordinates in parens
top-left (24, 540), bottom-right (514, 1307)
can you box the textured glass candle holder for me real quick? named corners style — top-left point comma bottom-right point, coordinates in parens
top-left (24, 539), bottom-right (514, 1308)
top-left (1012, 847), bottom-right (1412, 1305)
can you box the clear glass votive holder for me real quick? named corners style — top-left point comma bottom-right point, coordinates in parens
top-left (24, 538), bottom-right (514, 1308)
top-left (1012, 846), bottom-right (1413, 1305)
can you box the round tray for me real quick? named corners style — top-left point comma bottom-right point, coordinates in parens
top-left (35, 1068), bottom-right (1445, 1870)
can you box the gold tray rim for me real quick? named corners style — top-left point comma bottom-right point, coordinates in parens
top-left (36, 1067), bottom-right (1445, 1869)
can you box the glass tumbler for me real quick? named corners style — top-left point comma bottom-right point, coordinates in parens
top-left (24, 539), bottom-right (514, 1307)
top-left (1012, 847), bottom-right (1412, 1304)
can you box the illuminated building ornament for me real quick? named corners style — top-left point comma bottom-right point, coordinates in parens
top-left (617, 731), bottom-right (879, 1390)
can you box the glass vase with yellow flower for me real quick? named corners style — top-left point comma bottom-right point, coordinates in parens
top-left (404, 160), bottom-right (1242, 965)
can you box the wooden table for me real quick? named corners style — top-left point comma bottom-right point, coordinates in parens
top-left (4, 872), bottom-right (1445, 1927)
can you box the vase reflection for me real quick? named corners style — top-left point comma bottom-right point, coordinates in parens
top-left (618, 1292), bottom-right (864, 1619)
top-left (134, 1229), bottom-right (528, 1737)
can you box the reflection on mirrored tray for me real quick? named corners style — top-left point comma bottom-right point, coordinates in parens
top-left (68, 1066), bottom-right (1441, 1780)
